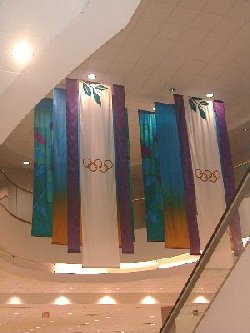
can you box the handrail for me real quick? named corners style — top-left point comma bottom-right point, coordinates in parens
top-left (160, 167), bottom-right (250, 333)
top-left (0, 169), bottom-right (33, 194)
top-left (0, 202), bottom-right (31, 225)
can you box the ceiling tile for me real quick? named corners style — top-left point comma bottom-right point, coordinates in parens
top-left (204, 0), bottom-right (237, 15)
top-left (228, 0), bottom-right (250, 21)
top-left (213, 17), bottom-right (245, 36)
top-left (190, 12), bottom-right (223, 32)
top-left (179, 0), bottom-right (208, 10)
top-left (168, 6), bottom-right (200, 26)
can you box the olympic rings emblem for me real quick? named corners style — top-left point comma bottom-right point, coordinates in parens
top-left (195, 168), bottom-right (220, 183)
top-left (83, 158), bottom-right (113, 173)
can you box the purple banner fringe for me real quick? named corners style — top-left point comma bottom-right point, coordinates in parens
top-left (113, 85), bottom-right (134, 253)
top-left (214, 100), bottom-right (243, 255)
top-left (174, 94), bottom-right (200, 254)
top-left (66, 79), bottom-right (81, 253)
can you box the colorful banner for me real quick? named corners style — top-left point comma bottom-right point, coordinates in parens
top-left (32, 98), bottom-right (53, 237)
top-left (138, 110), bottom-right (165, 241)
top-left (79, 81), bottom-right (120, 267)
top-left (66, 78), bottom-right (81, 253)
top-left (155, 102), bottom-right (190, 249)
top-left (174, 94), bottom-right (200, 254)
top-left (113, 85), bottom-right (134, 253)
top-left (184, 96), bottom-right (227, 248)
top-left (52, 88), bottom-right (67, 245)
top-left (214, 100), bottom-right (243, 254)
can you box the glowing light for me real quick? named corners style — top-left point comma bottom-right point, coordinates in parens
top-left (88, 73), bottom-right (96, 80)
top-left (11, 41), bottom-right (33, 65)
top-left (54, 296), bottom-right (71, 305)
top-left (193, 295), bottom-right (209, 304)
top-left (158, 253), bottom-right (199, 269)
top-left (23, 161), bottom-right (30, 165)
top-left (141, 296), bottom-right (156, 305)
top-left (98, 295), bottom-right (117, 304)
top-left (7, 296), bottom-right (22, 304)
top-left (54, 253), bottom-right (199, 275)
top-left (206, 93), bottom-right (214, 98)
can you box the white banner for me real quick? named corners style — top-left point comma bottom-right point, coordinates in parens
top-left (79, 81), bottom-right (120, 267)
top-left (185, 97), bottom-right (228, 249)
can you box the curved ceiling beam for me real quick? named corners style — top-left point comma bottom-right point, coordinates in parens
top-left (0, 0), bottom-right (140, 144)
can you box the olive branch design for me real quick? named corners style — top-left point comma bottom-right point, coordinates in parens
top-left (82, 81), bottom-right (108, 106)
top-left (188, 97), bottom-right (209, 120)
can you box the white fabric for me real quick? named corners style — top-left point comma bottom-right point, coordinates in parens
top-left (185, 98), bottom-right (228, 249)
top-left (79, 82), bottom-right (120, 267)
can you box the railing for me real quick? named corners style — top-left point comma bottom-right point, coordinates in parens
top-left (160, 167), bottom-right (250, 333)
top-left (0, 169), bottom-right (33, 224)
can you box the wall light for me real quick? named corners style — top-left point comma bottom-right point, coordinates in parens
top-left (193, 295), bottom-right (209, 304)
top-left (23, 161), bottom-right (30, 165)
top-left (11, 41), bottom-right (33, 65)
top-left (7, 296), bottom-right (22, 304)
top-left (140, 295), bottom-right (156, 305)
top-left (98, 295), bottom-right (117, 304)
top-left (54, 296), bottom-right (71, 305)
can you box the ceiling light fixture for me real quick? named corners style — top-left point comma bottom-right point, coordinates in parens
top-left (243, 128), bottom-right (248, 131)
top-left (23, 161), bottom-right (30, 165)
top-left (11, 41), bottom-right (33, 65)
top-left (170, 88), bottom-right (176, 93)
top-left (152, 107), bottom-right (155, 111)
top-left (88, 73), bottom-right (96, 80)
top-left (206, 93), bottom-right (213, 98)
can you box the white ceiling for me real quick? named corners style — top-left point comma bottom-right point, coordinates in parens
top-left (0, 0), bottom-right (86, 94)
top-left (0, 1), bottom-right (250, 332)
top-left (1, 0), bottom-right (250, 170)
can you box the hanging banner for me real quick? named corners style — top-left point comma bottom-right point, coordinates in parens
top-left (113, 85), bottom-right (134, 253)
top-left (174, 94), bottom-right (200, 254)
top-left (52, 88), bottom-right (67, 245)
top-left (214, 100), bottom-right (243, 254)
top-left (138, 110), bottom-right (165, 241)
top-left (32, 98), bottom-right (53, 237)
top-left (79, 81), bottom-right (120, 267)
top-left (184, 96), bottom-right (227, 248)
top-left (155, 102), bottom-right (190, 249)
top-left (66, 78), bottom-right (81, 253)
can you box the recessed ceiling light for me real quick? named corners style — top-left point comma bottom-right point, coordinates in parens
top-left (35, 327), bottom-right (40, 329)
top-left (11, 41), bottom-right (33, 65)
top-left (94, 319), bottom-right (100, 322)
top-left (88, 73), bottom-right (96, 80)
top-left (23, 161), bottom-right (30, 165)
top-left (105, 316), bottom-right (110, 319)
top-left (150, 323), bottom-right (155, 326)
top-left (68, 312), bottom-right (72, 315)
top-left (206, 93), bottom-right (213, 98)
top-left (84, 323), bottom-right (90, 325)
top-left (243, 128), bottom-right (248, 131)
top-left (170, 88), bottom-right (176, 93)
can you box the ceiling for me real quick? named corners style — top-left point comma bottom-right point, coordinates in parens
top-left (0, 0), bottom-right (250, 171)
top-left (0, 0), bottom-right (250, 332)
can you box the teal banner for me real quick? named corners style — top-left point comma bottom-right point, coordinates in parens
top-left (138, 110), bottom-right (164, 241)
top-left (32, 98), bottom-right (53, 236)
top-left (155, 102), bottom-right (190, 249)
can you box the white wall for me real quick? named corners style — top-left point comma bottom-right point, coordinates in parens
top-left (195, 242), bottom-right (250, 333)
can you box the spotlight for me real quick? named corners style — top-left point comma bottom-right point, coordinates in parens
top-left (11, 41), bottom-right (33, 65)
top-left (88, 73), bottom-right (96, 80)
top-left (206, 93), bottom-right (213, 98)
